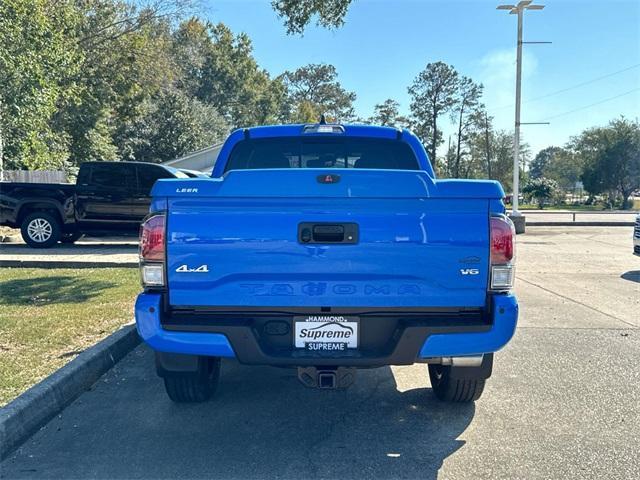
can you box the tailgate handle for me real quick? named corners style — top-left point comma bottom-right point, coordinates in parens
top-left (313, 225), bottom-right (344, 242)
top-left (298, 223), bottom-right (358, 244)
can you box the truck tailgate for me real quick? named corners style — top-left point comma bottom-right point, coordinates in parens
top-left (163, 170), bottom-right (491, 308)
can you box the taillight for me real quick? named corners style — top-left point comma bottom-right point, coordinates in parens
top-left (139, 214), bottom-right (165, 287)
top-left (490, 215), bottom-right (515, 291)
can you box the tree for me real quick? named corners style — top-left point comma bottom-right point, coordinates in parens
top-left (0, 1), bottom-right (239, 171)
top-left (171, 17), bottom-right (213, 98)
top-left (192, 22), bottom-right (287, 127)
top-left (283, 63), bottom-right (356, 122)
top-left (490, 130), bottom-right (515, 190)
top-left (530, 146), bottom-right (562, 180)
top-left (146, 91), bottom-right (227, 162)
top-left (450, 77), bottom-right (483, 177)
top-left (408, 62), bottom-right (459, 169)
top-left (57, 3), bottom-right (179, 165)
top-left (0, 0), bottom-right (81, 170)
top-left (369, 99), bottom-right (410, 128)
top-left (117, 90), bottom-right (228, 163)
top-left (523, 178), bottom-right (559, 209)
top-left (271, 0), bottom-right (353, 34)
top-left (573, 117), bottom-right (640, 209)
top-left (530, 146), bottom-right (583, 195)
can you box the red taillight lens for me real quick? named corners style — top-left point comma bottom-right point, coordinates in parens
top-left (490, 215), bottom-right (515, 264)
top-left (140, 214), bottom-right (165, 262)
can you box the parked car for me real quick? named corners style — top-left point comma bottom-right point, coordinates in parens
top-left (135, 122), bottom-right (518, 404)
top-left (0, 161), bottom-right (187, 247)
top-left (634, 214), bottom-right (640, 256)
top-left (178, 168), bottom-right (210, 178)
top-left (504, 194), bottom-right (523, 205)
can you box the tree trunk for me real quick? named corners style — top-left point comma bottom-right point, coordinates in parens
top-left (430, 108), bottom-right (437, 171)
top-left (484, 113), bottom-right (491, 178)
top-left (455, 107), bottom-right (463, 178)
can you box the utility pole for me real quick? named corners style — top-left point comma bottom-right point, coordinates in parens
top-left (484, 111), bottom-right (492, 179)
top-left (497, 1), bottom-right (547, 233)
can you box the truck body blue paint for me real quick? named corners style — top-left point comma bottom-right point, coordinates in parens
top-left (136, 294), bottom-right (235, 358)
top-left (418, 294), bottom-right (518, 357)
top-left (135, 123), bottom-right (518, 398)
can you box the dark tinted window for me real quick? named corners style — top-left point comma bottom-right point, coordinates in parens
top-left (225, 137), bottom-right (419, 172)
top-left (77, 164), bottom-right (91, 185)
top-left (88, 163), bottom-right (135, 188)
top-left (137, 165), bottom-right (176, 194)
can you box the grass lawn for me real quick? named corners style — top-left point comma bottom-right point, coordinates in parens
top-left (519, 199), bottom-right (640, 211)
top-left (519, 203), bottom-right (606, 211)
top-left (0, 268), bottom-right (140, 406)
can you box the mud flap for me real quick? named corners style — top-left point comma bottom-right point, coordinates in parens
top-left (448, 353), bottom-right (494, 380)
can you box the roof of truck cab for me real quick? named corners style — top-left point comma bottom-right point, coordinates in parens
top-left (80, 160), bottom-right (171, 167)
top-left (212, 123), bottom-right (433, 177)
top-left (243, 123), bottom-right (403, 139)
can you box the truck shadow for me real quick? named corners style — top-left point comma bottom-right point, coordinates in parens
top-left (208, 362), bottom-right (476, 480)
top-left (2, 347), bottom-right (476, 479)
top-left (620, 270), bottom-right (640, 283)
top-left (0, 276), bottom-right (112, 305)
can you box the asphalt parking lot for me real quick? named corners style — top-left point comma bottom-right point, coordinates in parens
top-left (1, 227), bottom-right (639, 480)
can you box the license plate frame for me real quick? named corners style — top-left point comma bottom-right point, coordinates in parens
top-left (293, 315), bottom-right (359, 351)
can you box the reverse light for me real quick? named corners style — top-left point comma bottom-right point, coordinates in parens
top-left (490, 215), bottom-right (516, 291)
top-left (141, 264), bottom-right (164, 286)
top-left (140, 213), bottom-right (166, 287)
top-left (491, 265), bottom-right (514, 290)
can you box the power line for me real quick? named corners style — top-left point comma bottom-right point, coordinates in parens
top-left (542, 87), bottom-right (640, 121)
top-left (489, 63), bottom-right (640, 111)
top-left (527, 63), bottom-right (640, 102)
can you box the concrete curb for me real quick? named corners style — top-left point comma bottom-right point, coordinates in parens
top-left (0, 260), bottom-right (138, 269)
top-left (0, 324), bottom-right (141, 460)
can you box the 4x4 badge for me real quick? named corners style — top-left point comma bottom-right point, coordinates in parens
top-left (176, 264), bottom-right (209, 273)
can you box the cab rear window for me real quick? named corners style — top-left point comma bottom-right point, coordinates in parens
top-left (225, 137), bottom-right (420, 172)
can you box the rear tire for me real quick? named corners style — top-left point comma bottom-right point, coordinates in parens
top-left (428, 364), bottom-right (486, 402)
top-left (20, 212), bottom-right (61, 248)
top-left (163, 357), bottom-right (221, 403)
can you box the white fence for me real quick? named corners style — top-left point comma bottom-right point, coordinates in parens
top-left (1, 170), bottom-right (68, 183)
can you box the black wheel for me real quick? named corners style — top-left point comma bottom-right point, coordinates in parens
top-left (60, 231), bottom-right (83, 243)
top-left (20, 212), bottom-right (62, 248)
top-left (428, 364), bottom-right (486, 403)
top-left (163, 357), bottom-right (221, 403)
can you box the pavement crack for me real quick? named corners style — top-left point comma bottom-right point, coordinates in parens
top-left (516, 276), bottom-right (638, 328)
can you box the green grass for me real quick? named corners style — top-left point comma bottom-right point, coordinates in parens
top-left (0, 268), bottom-right (140, 406)
top-left (520, 199), bottom-right (640, 211)
top-left (519, 203), bottom-right (608, 211)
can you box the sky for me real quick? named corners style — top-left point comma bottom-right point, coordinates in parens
top-left (201, 0), bottom-right (640, 156)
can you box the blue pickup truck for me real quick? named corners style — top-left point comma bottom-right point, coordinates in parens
top-left (135, 122), bottom-right (518, 403)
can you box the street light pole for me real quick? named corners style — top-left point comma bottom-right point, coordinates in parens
top-left (513, 7), bottom-right (524, 216)
top-left (497, 1), bottom-right (545, 233)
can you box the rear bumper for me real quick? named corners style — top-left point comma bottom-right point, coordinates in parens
top-left (135, 294), bottom-right (518, 367)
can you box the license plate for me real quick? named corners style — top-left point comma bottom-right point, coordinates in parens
top-left (293, 315), bottom-right (359, 351)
